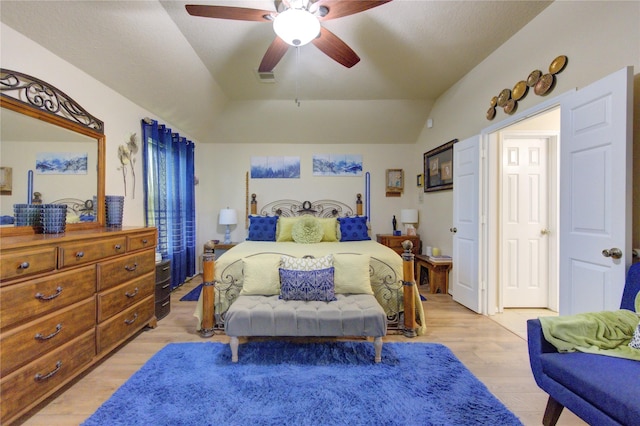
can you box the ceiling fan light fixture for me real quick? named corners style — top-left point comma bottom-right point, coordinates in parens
top-left (273, 9), bottom-right (320, 46)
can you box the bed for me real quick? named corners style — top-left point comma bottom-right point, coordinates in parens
top-left (194, 194), bottom-right (425, 337)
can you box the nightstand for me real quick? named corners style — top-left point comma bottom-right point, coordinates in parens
top-left (415, 254), bottom-right (452, 294)
top-left (376, 234), bottom-right (421, 256)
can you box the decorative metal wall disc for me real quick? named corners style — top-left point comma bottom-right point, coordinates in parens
top-left (527, 70), bottom-right (542, 87)
top-left (486, 106), bottom-right (496, 120)
top-left (549, 55), bottom-right (567, 74)
top-left (512, 81), bottom-right (528, 100)
top-left (497, 88), bottom-right (511, 107)
top-left (534, 73), bottom-right (554, 96)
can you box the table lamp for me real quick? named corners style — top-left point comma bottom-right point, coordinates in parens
top-left (400, 209), bottom-right (418, 236)
top-left (219, 208), bottom-right (237, 244)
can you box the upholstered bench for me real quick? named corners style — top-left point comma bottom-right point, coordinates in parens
top-left (225, 294), bottom-right (387, 363)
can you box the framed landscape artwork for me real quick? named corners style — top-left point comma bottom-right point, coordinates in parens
top-left (424, 139), bottom-right (457, 192)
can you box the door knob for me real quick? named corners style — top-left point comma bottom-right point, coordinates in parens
top-left (449, 227), bottom-right (457, 233)
top-left (602, 248), bottom-right (623, 259)
top-left (540, 228), bottom-right (551, 235)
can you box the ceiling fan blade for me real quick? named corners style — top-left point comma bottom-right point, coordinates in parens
top-left (258, 37), bottom-right (290, 72)
top-left (185, 5), bottom-right (274, 22)
top-left (314, 0), bottom-right (391, 21)
top-left (312, 27), bottom-right (360, 68)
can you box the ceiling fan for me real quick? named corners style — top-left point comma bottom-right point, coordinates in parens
top-left (185, 0), bottom-right (392, 72)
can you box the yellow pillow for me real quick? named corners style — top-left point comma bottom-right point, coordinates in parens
top-left (318, 218), bottom-right (338, 242)
top-left (333, 253), bottom-right (373, 294)
top-left (239, 254), bottom-right (281, 295)
top-left (276, 217), bottom-right (300, 242)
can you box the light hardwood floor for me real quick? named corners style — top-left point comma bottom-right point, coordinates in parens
top-left (17, 277), bottom-right (586, 426)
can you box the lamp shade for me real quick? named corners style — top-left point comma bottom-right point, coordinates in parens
top-left (400, 209), bottom-right (418, 224)
top-left (219, 208), bottom-right (237, 226)
top-left (273, 8), bottom-right (320, 46)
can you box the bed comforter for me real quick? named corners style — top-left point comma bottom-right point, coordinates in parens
top-left (194, 240), bottom-right (425, 335)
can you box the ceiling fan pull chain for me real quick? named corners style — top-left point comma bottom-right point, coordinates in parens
top-left (295, 46), bottom-right (301, 107)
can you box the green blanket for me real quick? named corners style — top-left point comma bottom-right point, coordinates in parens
top-left (539, 310), bottom-right (640, 361)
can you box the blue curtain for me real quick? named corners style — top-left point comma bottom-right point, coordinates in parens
top-left (142, 119), bottom-right (196, 289)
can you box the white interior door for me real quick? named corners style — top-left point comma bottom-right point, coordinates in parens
top-left (451, 136), bottom-right (481, 313)
top-left (501, 136), bottom-right (549, 307)
top-left (559, 66), bottom-right (632, 315)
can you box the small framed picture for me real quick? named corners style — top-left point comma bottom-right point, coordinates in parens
top-left (386, 169), bottom-right (403, 193)
top-left (416, 173), bottom-right (423, 187)
top-left (424, 139), bottom-right (457, 192)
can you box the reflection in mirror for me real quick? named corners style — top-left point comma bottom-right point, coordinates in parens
top-left (0, 108), bottom-right (98, 226)
top-left (1, 68), bottom-right (105, 236)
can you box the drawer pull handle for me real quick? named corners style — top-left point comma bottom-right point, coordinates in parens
top-left (161, 283), bottom-right (170, 289)
top-left (162, 266), bottom-right (170, 271)
top-left (18, 261), bottom-right (30, 269)
top-left (35, 286), bottom-right (63, 301)
top-left (125, 263), bottom-right (138, 272)
top-left (76, 251), bottom-right (84, 258)
top-left (35, 323), bottom-right (63, 341)
top-left (142, 239), bottom-right (148, 244)
top-left (34, 361), bottom-right (62, 382)
top-left (125, 287), bottom-right (139, 298)
top-left (124, 312), bottom-right (138, 325)
top-left (114, 244), bottom-right (122, 250)
top-left (161, 301), bottom-right (170, 307)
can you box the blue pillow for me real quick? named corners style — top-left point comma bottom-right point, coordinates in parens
top-left (246, 215), bottom-right (278, 241)
top-left (279, 267), bottom-right (336, 302)
top-left (338, 216), bottom-right (370, 241)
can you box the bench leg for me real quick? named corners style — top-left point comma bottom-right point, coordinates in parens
top-left (374, 336), bottom-right (383, 363)
top-left (230, 336), bottom-right (239, 363)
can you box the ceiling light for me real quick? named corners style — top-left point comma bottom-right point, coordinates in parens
top-left (273, 9), bottom-right (320, 46)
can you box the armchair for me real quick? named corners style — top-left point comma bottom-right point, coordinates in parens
top-left (527, 263), bottom-right (640, 425)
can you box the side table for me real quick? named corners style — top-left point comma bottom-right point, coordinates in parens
top-left (155, 259), bottom-right (171, 320)
top-left (415, 254), bottom-right (452, 294)
top-left (376, 234), bottom-right (421, 256)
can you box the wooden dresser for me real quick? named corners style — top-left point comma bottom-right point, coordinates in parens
top-left (376, 234), bottom-right (421, 256)
top-left (0, 227), bottom-right (157, 424)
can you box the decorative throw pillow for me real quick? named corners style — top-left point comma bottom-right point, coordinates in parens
top-left (281, 254), bottom-right (333, 271)
top-left (279, 267), bottom-right (336, 302)
top-left (630, 322), bottom-right (640, 350)
top-left (318, 217), bottom-right (339, 242)
top-left (338, 216), bottom-right (370, 241)
top-left (276, 217), bottom-right (300, 242)
top-left (333, 253), bottom-right (373, 294)
top-left (291, 215), bottom-right (324, 244)
top-left (239, 254), bottom-right (281, 295)
top-left (246, 215), bottom-right (278, 241)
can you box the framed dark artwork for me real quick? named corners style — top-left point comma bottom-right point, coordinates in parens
top-left (424, 139), bottom-right (457, 192)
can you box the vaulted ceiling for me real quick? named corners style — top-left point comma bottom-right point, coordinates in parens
top-left (1, 1), bottom-right (552, 144)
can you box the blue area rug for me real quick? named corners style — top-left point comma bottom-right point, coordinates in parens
top-left (82, 341), bottom-right (521, 426)
top-left (179, 283), bottom-right (202, 301)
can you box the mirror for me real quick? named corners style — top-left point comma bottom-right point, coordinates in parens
top-left (0, 69), bottom-right (105, 236)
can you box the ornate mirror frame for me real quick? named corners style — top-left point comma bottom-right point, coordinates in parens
top-left (0, 68), bottom-right (106, 236)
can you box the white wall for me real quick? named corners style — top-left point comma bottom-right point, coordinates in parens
top-left (196, 142), bottom-right (418, 263)
top-left (412, 1), bottom-right (640, 256)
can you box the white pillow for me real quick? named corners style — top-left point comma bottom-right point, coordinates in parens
top-left (281, 254), bottom-right (333, 271)
top-left (240, 254), bottom-right (282, 295)
top-left (333, 253), bottom-right (373, 295)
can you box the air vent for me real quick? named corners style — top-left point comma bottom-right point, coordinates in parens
top-left (255, 70), bottom-right (276, 83)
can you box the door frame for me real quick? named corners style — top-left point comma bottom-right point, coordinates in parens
top-left (480, 90), bottom-right (575, 316)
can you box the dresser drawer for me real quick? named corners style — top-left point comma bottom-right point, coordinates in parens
top-left (127, 230), bottom-right (156, 252)
top-left (156, 259), bottom-right (171, 282)
top-left (58, 236), bottom-right (127, 268)
top-left (155, 294), bottom-right (171, 320)
top-left (0, 265), bottom-right (95, 330)
top-left (97, 250), bottom-right (155, 291)
top-left (0, 246), bottom-right (57, 283)
top-left (0, 330), bottom-right (95, 424)
top-left (155, 276), bottom-right (171, 301)
top-left (97, 272), bottom-right (154, 322)
top-left (0, 299), bottom-right (95, 376)
top-left (97, 295), bottom-right (154, 354)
